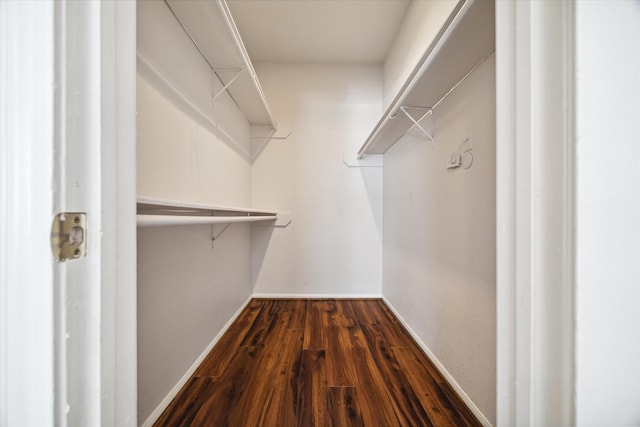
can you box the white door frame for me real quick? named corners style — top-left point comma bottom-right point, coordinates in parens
top-left (496, 1), bottom-right (576, 426)
top-left (1, 1), bottom-right (136, 426)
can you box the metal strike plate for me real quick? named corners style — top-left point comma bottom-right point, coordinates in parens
top-left (51, 213), bottom-right (86, 261)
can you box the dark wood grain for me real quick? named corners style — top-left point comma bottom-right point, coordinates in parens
top-left (154, 299), bottom-right (483, 427)
top-left (303, 300), bottom-right (324, 350)
top-left (298, 350), bottom-right (329, 427)
top-left (328, 386), bottom-right (364, 427)
top-left (194, 299), bottom-right (263, 377)
top-left (260, 328), bottom-right (303, 426)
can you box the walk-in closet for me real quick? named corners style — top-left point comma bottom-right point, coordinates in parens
top-left (136, 0), bottom-right (495, 425)
top-left (4, 0), bottom-right (640, 426)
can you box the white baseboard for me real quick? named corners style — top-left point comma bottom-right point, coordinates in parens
top-left (141, 295), bottom-right (253, 427)
top-left (381, 296), bottom-right (493, 427)
top-left (251, 293), bottom-right (382, 299)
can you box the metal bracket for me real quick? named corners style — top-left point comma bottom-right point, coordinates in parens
top-left (399, 106), bottom-right (434, 142)
top-left (212, 68), bottom-right (243, 103)
top-left (51, 213), bottom-right (86, 261)
top-left (212, 223), bottom-right (232, 243)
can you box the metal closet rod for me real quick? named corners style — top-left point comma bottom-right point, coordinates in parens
top-left (395, 50), bottom-right (495, 124)
top-left (358, 50), bottom-right (496, 158)
top-left (393, 50), bottom-right (495, 144)
top-left (163, 0), bottom-right (242, 111)
top-left (428, 50), bottom-right (495, 112)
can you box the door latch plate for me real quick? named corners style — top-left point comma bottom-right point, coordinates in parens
top-left (51, 213), bottom-right (86, 261)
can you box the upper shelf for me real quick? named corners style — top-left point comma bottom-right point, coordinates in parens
top-left (164, 0), bottom-right (276, 127)
top-left (357, 0), bottom-right (495, 158)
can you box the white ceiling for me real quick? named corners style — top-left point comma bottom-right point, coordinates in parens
top-left (226, 0), bottom-right (411, 64)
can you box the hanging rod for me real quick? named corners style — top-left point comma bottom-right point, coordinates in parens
top-left (393, 51), bottom-right (494, 145)
top-left (163, 0), bottom-right (237, 109)
top-left (430, 50), bottom-right (494, 111)
top-left (358, 50), bottom-right (495, 158)
top-left (357, 0), bottom-right (495, 158)
top-left (216, 0), bottom-right (277, 126)
top-left (212, 68), bottom-right (243, 103)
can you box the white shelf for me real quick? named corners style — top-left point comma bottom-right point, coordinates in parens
top-left (357, 0), bottom-right (495, 158)
top-left (137, 197), bottom-right (278, 228)
top-left (165, 0), bottom-right (276, 127)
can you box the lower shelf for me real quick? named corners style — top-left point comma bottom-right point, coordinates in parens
top-left (136, 196), bottom-right (278, 227)
top-left (137, 214), bottom-right (277, 227)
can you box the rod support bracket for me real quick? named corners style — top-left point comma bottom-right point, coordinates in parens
top-left (399, 106), bottom-right (434, 142)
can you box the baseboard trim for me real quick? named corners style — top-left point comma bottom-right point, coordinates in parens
top-left (251, 293), bottom-right (383, 299)
top-left (381, 296), bottom-right (493, 427)
top-left (140, 295), bottom-right (253, 427)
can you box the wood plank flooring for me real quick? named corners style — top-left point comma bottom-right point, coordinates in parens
top-left (154, 299), bottom-right (482, 427)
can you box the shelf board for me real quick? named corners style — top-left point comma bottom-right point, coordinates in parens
top-left (165, 0), bottom-right (276, 127)
top-left (358, 0), bottom-right (495, 157)
top-left (137, 214), bottom-right (278, 228)
top-left (137, 196), bottom-right (278, 228)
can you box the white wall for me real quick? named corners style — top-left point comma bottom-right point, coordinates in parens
top-left (136, 77), bottom-right (251, 207)
top-left (575, 2), bottom-right (640, 425)
top-left (382, 0), bottom-right (458, 108)
top-left (136, 1), bottom-right (255, 423)
top-left (251, 63), bottom-right (383, 296)
top-left (383, 55), bottom-right (496, 425)
top-left (137, 224), bottom-right (252, 423)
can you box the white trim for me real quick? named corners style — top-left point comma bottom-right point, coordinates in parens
top-left (496, 1), bottom-right (576, 425)
top-left (48, 2), bottom-right (138, 425)
top-left (251, 293), bottom-right (383, 299)
top-left (382, 297), bottom-right (492, 427)
top-left (0, 2), bottom-right (56, 425)
top-left (140, 296), bottom-right (253, 427)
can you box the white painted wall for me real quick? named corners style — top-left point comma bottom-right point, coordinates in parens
top-left (136, 77), bottom-right (251, 207)
top-left (383, 55), bottom-right (496, 425)
top-left (136, 1), bottom-right (255, 423)
top-left (382, 0), bottom-right (458, 108)
top-left (575, 2), bottom-right (640, 425)
top-left (137, 224), bottom-right (252, 423)
top-left (251, 63), bottom-right (383, 296)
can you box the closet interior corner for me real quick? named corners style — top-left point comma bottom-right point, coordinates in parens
top-left (136, 0), bottom-right (496, 425)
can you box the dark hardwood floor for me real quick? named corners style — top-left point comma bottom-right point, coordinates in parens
top-left (154, 299), bottom-right (482, 426)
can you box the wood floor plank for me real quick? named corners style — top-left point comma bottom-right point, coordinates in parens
top-left (324, 324), bottom-right (359, 387)
top-left (327, 386), bottom-right (364, 427)
top-left (347, 326), bottom-right (403, 426)
top-left (392, 345), bottom-right (482, 427)
top-left (153, 376), bottom-right (217, 427)
top-left (325, 299), bottom-right (357, 328)
top-left (303, 300), bottom-right (324, 350)
top-left (226, 311), bottom-right (292, 425)
top-left (194, 299), bottom-right (264, 377)
top-left (239, 299), bottom-right (282, 347)
top-left (359, 323), bottom-right (435, 426)
top-left (297, 350), bottom-right (330, 427)
top-left (278, 299), bottom-right (307, 330)
top-left (260, 328), bottom-right (304, 426)
top-left (175, 347), bottom-right (264, 427)
top-left (350, 299), bottom-right (413, 347)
